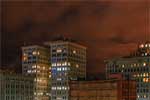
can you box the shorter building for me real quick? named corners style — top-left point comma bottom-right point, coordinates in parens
top-left (0, 70), bottom-right (34, 100)
top-left (69, 79), bottom-right (136, 100)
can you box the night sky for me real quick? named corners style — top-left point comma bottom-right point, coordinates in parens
top-left (1, 0), bottom-right (150, 74)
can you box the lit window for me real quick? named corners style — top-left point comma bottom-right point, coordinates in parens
top-left (76, 64), bottom-right (79, 68)
top-left (134, 63), bottom-right (136, 67)
top-left (27, 70), bottom-right (31, 73)
top-left (32, 70), bottom-right (36, 73)
top-left (68, 62), bottom-right (71, 66)
top-left (57, 49), bottom-right (62, 53)
top-left (144, 95), bottom-right (146, 98)
top-left (143, 62), bottom-right (146, 66)
top-left (64, 62), bottom-right (67, 66)
top-left (145, 44), bottom-right (148, 47)
top-left (23, 53), bottom-right (27, 56)
top-left (37, 65), bottom-right (40, 68)
top-left (52, 63), bottom-right (56, 67)
top-left (146, 73), bottom-right (148, 77)
top-left (57, 68), bottom-right (61, 71)
top-left (57, 78), bottom-right (62, 81)
top-left (62, 67), bottom-right (65, 71)
top-left (57, 87), bottom-right (61, 90)
top-left (37, 51), bottom-right (40, 55)
top-left (73, 50), bottom-right (76, 54)
top-left (43, 66), bottom-right (45, 70)
top-left (32, 51), bottom-right (37, 55)
top-left (34, 78), bottom-right (37, 82)
top-left (34, 92), bottom-right (36, 95)
top-left (62, 87), bottom-right (65, 90)
top-left (57, 63), bottom-right (61, 66)
top-left (64, 87), bottom-right (67, 90)
top-left (64, 67), bottom-right (67, 71)
top-left (133, 74), bottom-right (136, 77)
top-left (23, 56), bottom-right (27, 61)
top-left (139, 44), bottom-right (144, 48)
top-left (143, 78), bottom-right (148, 82)
top-left (143, 73), bottom-right (146, 77)
top-left (52, 87), bottom-right (56, 90)
top-left (62, 62), bottom-right (65, 66)
top-left (32, 65), bottom-right (36, 68)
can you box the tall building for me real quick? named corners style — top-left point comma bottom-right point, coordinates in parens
top-left (69, 79), bottom-right (136, 100)
top-left (22, 45), bottom-right (51, 100)
top-left (0, 70), bottom-right (34, 100)
top-left (105, 41), bottom-right (150, 100)
top-left (45, 40), bottom-right (86, 100)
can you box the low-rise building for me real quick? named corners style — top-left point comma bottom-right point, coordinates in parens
top-left (69, 79), bottom-right (136, 100)
top-left (0, 70), bottom-right (34, 100)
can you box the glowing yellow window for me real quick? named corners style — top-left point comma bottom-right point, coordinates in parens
top-left (32, 51), bottom-right (37, 55)
top-left (73, 50), bottom-right (76, 54)
top-left (57, 49), bottom-right (62, 53)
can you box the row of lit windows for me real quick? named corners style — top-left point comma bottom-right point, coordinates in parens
top-left (133, 73), bottom-right (149, 78)
top-left (108, 67), bottom-right (149, 73)
top-left (121, 63), bottom-right (147, 68)
top-left (52, 62), bottom-right (80, 68)
top-left (32, 65), bottom-right (47, 70)
top-left (139, 43), bottom-right (150, 48)
top-left (34, 92), bottom-right (44, 96)
top-left (34, 92), bottom-right (50, 96)
top-left (108, 62), bottom-right (148, 68)
top-left (143, 78), bottom-right (150, 83)
top-left (23, 51), bottom-right (40, 56)
top-left (52, 47), bottom-right (85, 55)
top-left (34, 78), bottom-right (48, 83)
top-left (137, 94), bottom-right (150, 98)
top-left (51, 86), bottom-right (69, 90)
top-left (52, 62), bottom-right (70, 67)
top-left (52, 67), bottom-right (69, 71)
top-left (23, 56), bottom-right (49, 63)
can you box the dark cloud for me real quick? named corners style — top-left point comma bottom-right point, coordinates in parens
top-left (1, 1), bottom-right (150, 74)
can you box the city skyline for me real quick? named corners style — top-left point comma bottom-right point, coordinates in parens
top-left (1, 0), bottom-right (150, 74)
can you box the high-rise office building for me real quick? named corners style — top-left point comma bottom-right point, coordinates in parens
top-left (22, 45), bottom-right (51, 100)
top-left (45, 40), bottom-right (86, 100)
top-left (0, 70), bottom-right (34, 100)
top-left (105, 41), bottom-right (150, 100)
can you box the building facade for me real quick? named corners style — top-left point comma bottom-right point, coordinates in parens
top-left (106, 42), bottom-right (150, 100)
top-left (22, 45), bottom-right (51, 100)
top-left (69, 79), bottom-right (136, 100)
top-left (45, 40), bottom-right (86, 100)
top-left (0, 70), bottom-right (34, 100)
